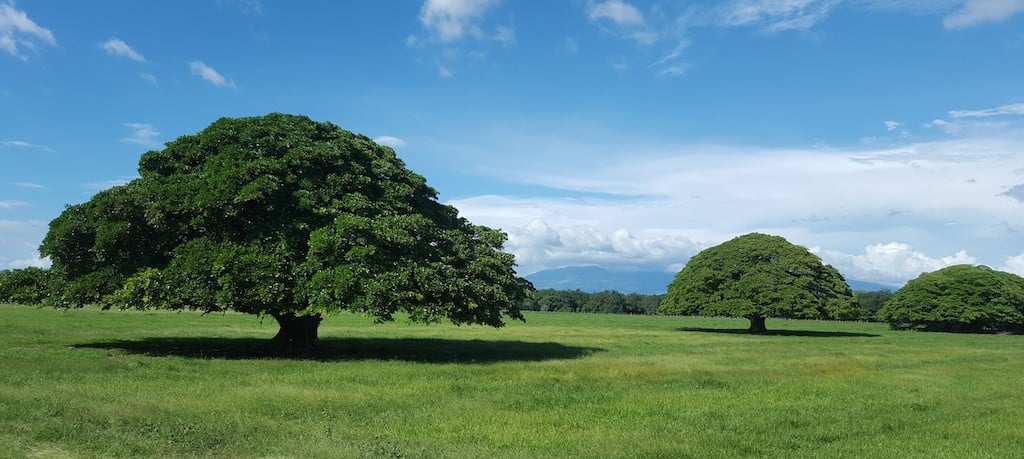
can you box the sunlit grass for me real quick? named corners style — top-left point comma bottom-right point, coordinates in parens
top-left (1, 304), bottom-right (1022, 457)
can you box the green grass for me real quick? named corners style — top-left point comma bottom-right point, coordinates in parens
top-left (1, 304), bottom-right (1022, 458)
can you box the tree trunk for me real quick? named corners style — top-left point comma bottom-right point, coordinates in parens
top-left (747, 315), bottom-right (768, 334)
top-left (268, 311), bottom-right (322, 354)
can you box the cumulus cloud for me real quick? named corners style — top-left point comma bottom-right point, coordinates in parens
top-left (99, 38), bottom-right (145, 62)
top-left (1, 140), bottom-right (53, 152)
top-left (814, 243), bottom-right (977, 285)
top-left (8, 253), bottom-right (50, 269)
top-left (373, 136), bottom-right (407, 148)
top-left (429, 105), bottom-right (1024, 283)
top-left (587, 0), bottom-right (645, 27)
top-left (189, 61), bottom-right (236, 88)
top-left (0, 219), bottom-right (49, 269)
top-left (944, 0), bottom-right (1024, 28)
top-left (0, 4), bottom-right (55, 59)
top-left (120, 123), bottom-right (160, 148)
top-left (1002, 253), bottom-right (1024, 276)
top-left (418, 0), bottom-right (500, 42)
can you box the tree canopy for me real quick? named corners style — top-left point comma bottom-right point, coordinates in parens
top-left (40, 113), bottom-right (529, 352)
top-left (0, 267), bottom-right (52, 305)
top-left (658, 233), bottom-right (856, 333)
top-left (877, 265), bottom-right (1024, 333)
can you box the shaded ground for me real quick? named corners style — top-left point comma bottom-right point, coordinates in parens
top-left (677, 327), bottom-right (880, 338)
top-left (76, 336), bottom-right (602, 362)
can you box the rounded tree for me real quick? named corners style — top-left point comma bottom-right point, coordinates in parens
top-left (658, 233), bottom-right (856, 333)
top-left (40, 113), bottom-right (530, 353)
top-left (877, 265), bottom-right (1024, 333)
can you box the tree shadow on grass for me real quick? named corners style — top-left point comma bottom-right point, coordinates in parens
top-left (75, 337), bottom-right (602, 363)
top-left (677, 327), bottom-right (880, 338)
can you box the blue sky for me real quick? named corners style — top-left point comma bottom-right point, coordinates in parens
top-left (2, 0), bottom-right (1024, 285)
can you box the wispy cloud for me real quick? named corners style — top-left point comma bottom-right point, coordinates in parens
top-left (586, 0), bottom-right (658, 45)
top-left (373, 136), bottom-right (407, 148)
top-left (717, 0), bottom-right (838, 32)
top-left (1, 140), bottom-right (54, 152)
top-left (139, 72), bottom-right (158, 86)
top-left (189, 61), bottom-right (236, 88)
top-left (949, 103), bottom-right (1024, 118)
top-left (7, 181), bottom-right (44, 189)
top-left (0, 4), bottom-right (55, 59)
top-left (216, 0), bottom-right (264, 15)
top-left (84, 176), bottom-right (138, 192)
top-left (0, 200), bottom-right (27, 209)
top-left (944, 0), bottom-right (1024, 28)
top-left (99, 38), bottom-right (145, 62)
top-left (120, 123), bottom-right (160, 148)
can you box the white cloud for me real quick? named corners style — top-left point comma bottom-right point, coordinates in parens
top-left (99, 38), bottom-right (145, 62)
top-left (418, 0), bottom-right (500, 42)
top-left (0, 4), bottom-right (55, 59)
top-left (139, 72), bottom-right (158, 86)
top-left (8, 253), bottom-right (49, 269)
top-left (587, 0), bottom-right (646, 27)
top-left (8, 181), bottom-right (44, 189)
top-left (431, 109), bottom-right (1024, 282)
top-left (493, 25), bottom-right (516, 47)
top-left (1002, 253), bottom-right (1024, 276)
top-left (374, 136), bottom-right (406, 148)
top-left (586, 0), bottom-right (658, 45)
top-left (84, 176), bottom-right (137, 192)
top-left (944, 0), bottom-right (1024, 28)
top-left (563, 37), bottom-right (580, 53)
top-left (0, 200), bottom-right (27, 209)
top-left (189, 61), bottom-right (236, 88)
top-left (1, 140), bottom-right (53, 152)
top-left (437, 60), bottom-right (453, 78)
top-left (717, 0), bottom-right (838, 32)
top-left (651, 40), bottom-right (690, 77)
top-left (0, 220), bottom-right (48, 269)
top-left (815, 243), bottom-right (976, 285)
top-left (949, 103), bottom-right (1024, 118)
top-left (216, 0), bottom-right (263, 15)
top-left (120, 123), bottom-right (160, 148)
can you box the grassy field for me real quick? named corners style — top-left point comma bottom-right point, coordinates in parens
top-left (1, 304), bottom-right (1022, 458)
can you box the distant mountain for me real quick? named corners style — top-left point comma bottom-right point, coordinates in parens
top-left (525, 266), bottom-right (674, 294)
top-left (525, 265), bottom-right (898, 294)
top-left (847, 279), bottom-right (897, 292)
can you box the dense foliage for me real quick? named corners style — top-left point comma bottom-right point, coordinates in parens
top-left (517, 289), bottom-right (663, 314)
top-left (877, 265), bottom-right (1024, 333)
top-left (659, 233), bottom-right (856, 333)
top-left (0, 267), bottom-right (52, 305)
top-left (853, 289), bottom-right (894, 322)
top-left (40, 113), bottom-right (529, 351)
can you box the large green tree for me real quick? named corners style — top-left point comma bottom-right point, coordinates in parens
top-left (877, 265), bottom-right (1024, 333)
top-left (40, 113), bottom-right (529, 352)
top-left (658, 233), bottom-right (856, 333)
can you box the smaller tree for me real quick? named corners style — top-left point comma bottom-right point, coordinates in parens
top-left (659, 233), bottom-right (856, 333)
top-left (877, 265), bottom-right (1024, 333)
top-left (0, 267), bottom-right (53, 305)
